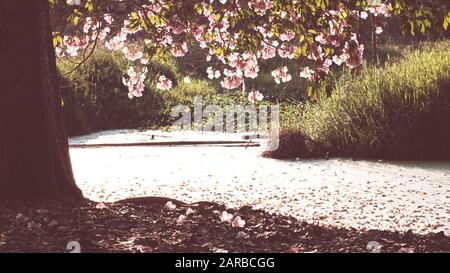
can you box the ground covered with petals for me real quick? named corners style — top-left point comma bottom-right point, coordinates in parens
top-left (0, 199), bottom-right (448, 253)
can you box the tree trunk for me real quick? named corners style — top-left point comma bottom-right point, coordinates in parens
top-left (0, 0), bottom-right (84, 200)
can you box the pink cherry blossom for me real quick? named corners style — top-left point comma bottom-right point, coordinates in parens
top-left (341, 35), bottom-right (365, 69)
top-left (360, 11), bottom-right (369, 20)
top-left (55, 46), bottom-right (63, 58)
top-left (123, 66), bottom-right (147, 98)
top-left (221, 74), bottom-right (243, 90)
top-left (104, 14), bottom-right (113, 24)
top-left (290, 9), bottom-right (301, 21)
top-left (278, 43), bottom-right (296, 59)
top-left (209, 16), bottom-right (230, 32)
top-left (272, 66), bottom-right (292, 84)
top-left (105, 35), bottom-right (125, 50)
top-left (156, 75), bottom-right (173, 90)
top-left (126, 66), bottom-right (137, 80)
top-left (159, 35), bottom-right (173, 46)
top-left (235, 53), bottom-right (260, 78)
top-left (122, 47), bottom-right (143, 61)
top-left (248, 0), bottom-right (273, 15)
top-left (94, 27), bottom-right (110, 41)
top-left (121, 20), bottom-right (141, 37)
top-left (260, 41), bottom-right (278, 59)
top-left (300, 67), bottom-right (314, 81)
top-left (248, 90), bottom-right (264, 104)
top-left (221, 69), bottom-right (243, 89)
top-left (323, 58), bottom-right (333, 68)
top-left (375, 27), bottom-right (383, 34)
top-left (244, 65), bottom-right (259, 79)
top-left (83, 17), bottom-right (96, 34)
top-left (207, 67), bottom-right (221, 79)
top-left (191, 24), bottom-right (204, 40)
top-left (315, 34), bottom-right (328, 45)
top-left (332, 55), bottom-right (344, 66)
top-left (227, 53), bottom-right (245, 71)
top-left (63, 36), bottom-right (89, 56)
top-left (280, 30), bottom-right (295, 42)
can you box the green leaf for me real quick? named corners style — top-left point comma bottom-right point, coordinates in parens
top-left (444, 14), bottom-right (450, 30)
top-left (85, 0), bottom-right (94, 12)
top-left (52, 32), bottom-right (62, 47)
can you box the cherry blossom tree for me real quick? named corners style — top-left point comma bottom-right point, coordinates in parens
top-left (0, 0), bottom-right (447, 201)
top-left (55, 0), bottom-right (448, 100)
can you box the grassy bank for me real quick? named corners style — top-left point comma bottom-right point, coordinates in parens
top-left (268, 41), bottom-right (450, 160)
top-left (59, 41), bottom-right (450, 161)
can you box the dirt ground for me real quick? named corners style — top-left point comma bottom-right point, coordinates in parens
top-left (0, 198), bottom-right (448, 253)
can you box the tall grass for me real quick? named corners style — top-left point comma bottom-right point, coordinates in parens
top-left (268, 40), bottom-right (450, 160)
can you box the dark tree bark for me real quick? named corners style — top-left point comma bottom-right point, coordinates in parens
top-left (0, 0), bottom-right (83, 200)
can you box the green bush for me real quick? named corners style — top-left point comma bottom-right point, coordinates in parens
top-left (267, 40), bottom-right (450, 160)
top-left (58, 49), bottom-right (184, 135)
top-left (58, 49), bottom-right (250, 135)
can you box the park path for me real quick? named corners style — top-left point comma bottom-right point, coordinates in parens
top-left (69, 129), bottom-right (450, 235)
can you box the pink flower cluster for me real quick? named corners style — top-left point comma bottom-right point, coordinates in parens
top-left (248, 0), bottom-right (273, 15)
top-left (221, 69), bottom-right (243, 90)
top-left (340, 35), bottom-right (365, 70)
top-left (62, 36), bottom-right (89, 57)
top-left (57, 0), bottom-right (392, 98)
top-left (122, 66), bottom-right (146, 99)
top-left (272, 66), bottom-right (292, 84)
top-left (122, 47), bottom-right (143, 62)
top-left (248, 90), bottom-right (264, 104)
top-left (156, 75), bottom-right (173, 90)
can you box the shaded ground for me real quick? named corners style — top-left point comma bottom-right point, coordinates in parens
top-left (0, 199), bottom-right (449, 253)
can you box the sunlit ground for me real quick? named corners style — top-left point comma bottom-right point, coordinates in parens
top-left (70, 130), bottom-right (450, 236)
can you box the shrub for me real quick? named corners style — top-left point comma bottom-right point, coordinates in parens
top-left (58, 49), bottom-right (248, 135)
top-left (58, 49), bottom-right (178, 135)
